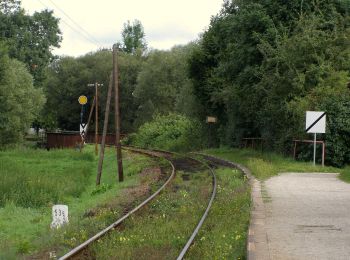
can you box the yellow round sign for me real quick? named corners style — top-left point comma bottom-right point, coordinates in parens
top-left (78, 95), bottom-right (88, 105)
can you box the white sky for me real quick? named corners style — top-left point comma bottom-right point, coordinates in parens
top-left (21, 0), bottom-right (224, 57)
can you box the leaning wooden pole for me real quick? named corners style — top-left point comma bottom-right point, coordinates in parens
top-left (96, 75), bottom-right (113, 185)
top-left (113, 44), bottom-right (124, 182)
top-left (85, 96), bottom-right (96, 138)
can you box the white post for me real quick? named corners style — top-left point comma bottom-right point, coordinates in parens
top-left (313, 133), bottom-right (317, 166)
top-left (51, 205), bottom-right (69, 229)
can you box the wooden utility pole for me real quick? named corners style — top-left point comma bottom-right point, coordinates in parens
top-left (113, 44), bottom-right (124, 182)
top-left (88, 82), bottom-right (103, 155)
top-left (96, 76), bottom-right (113, 185)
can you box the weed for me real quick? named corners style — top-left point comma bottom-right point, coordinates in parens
top-left (186, 167), bottom-right (250, 259)
top-left (91, 184), bottom-right (112, 196)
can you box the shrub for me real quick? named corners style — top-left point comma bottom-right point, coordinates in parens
top-left (131, 114), bottom-right (206, 152)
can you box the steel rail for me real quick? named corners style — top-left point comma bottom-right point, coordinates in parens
top-left (59, 147), bottom-right (175, 260)
top-left (193, 152), bottom-right (253, 179)
top-left (125, 147), bottom-right (218, 259)
top-left (176, 156), bottom-right (217, 260)
top-left (176, 151), bottom-right (255, 259)
top-left (124, 146), bottom-right (219, 259)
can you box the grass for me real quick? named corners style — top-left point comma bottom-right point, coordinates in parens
top-left (186, 166), bottom-right (250, 259)
top-left (0, 145), bottom-right (162, 259)
top-left (0, 148), bottom-right (93, 208)
top-left (204, 147), bottom-right (350, 182)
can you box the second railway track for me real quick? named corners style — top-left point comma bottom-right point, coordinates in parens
top-left (59, 147), bottom-right (217, 260)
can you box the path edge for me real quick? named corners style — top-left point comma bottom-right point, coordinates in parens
top-left (194, 153), bottom-right (270, 260)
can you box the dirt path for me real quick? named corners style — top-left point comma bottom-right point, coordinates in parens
top-left (263, 173), bottom-right (350, 260)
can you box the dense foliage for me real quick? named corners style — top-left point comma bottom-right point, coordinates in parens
top-left (189, 0), bottom-right (350, 166)
top-left (43, 50), bottom-right (143, 132)
top-left (133, 44), bottom-right (201, 127)
top-left (0, 0), bottom-right (61, 146)
top-left (43, 44), bottom-right (200, 133)
top-left (129, 114), bottom-right (205, 152)
top-left (0, 48), bottom-right (45, 146)
top-left (120, 19), bottom-right (147, 54)
top-left (0, 0), bottom-right (61, 85)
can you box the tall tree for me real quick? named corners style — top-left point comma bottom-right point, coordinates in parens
top-left (189, 0), bottom-right (350, 165)
top-left (121, 19), bottom-right (147, 54)
top-left (0, 0), bottom-right (20, 14)
top-left (0, 0), bottom-right (62, 85)
top-left (133, 44), bottom-right (200, 127)
top-left (0, 50), bottom-right (45, 146)
top-left (43, 50), bottom-right (144, 133)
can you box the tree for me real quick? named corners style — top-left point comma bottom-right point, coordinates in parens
top-left (0, 0), bottom-right (20, 14)
top-left (121, 19), bottom-right (147, 54)
top-left (43, 50), bottom-right (144, 133)
top-left (0, 1), bottom-right (62, 85)
top-left (0, 50), bottom-right (45, 146)
top-left (133, 44), bottom-right (200, 126)
top-left (188, 0), bottom-right (350, 165)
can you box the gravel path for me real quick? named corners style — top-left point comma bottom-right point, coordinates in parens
top-left (263, 173), bottom-right (350, 260)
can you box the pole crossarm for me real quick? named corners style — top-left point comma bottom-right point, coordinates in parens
top-left (87, 83), bottom-right (104, 87)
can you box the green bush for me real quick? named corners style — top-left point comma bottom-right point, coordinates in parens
top-left (131, 113), bottom-right (206, 152)
top-left (289, 78), bottom-right (350, 167)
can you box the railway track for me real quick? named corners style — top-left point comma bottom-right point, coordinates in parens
top-left (58, 147), bottom-right (217, 260)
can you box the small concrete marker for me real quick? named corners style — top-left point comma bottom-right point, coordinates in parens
top-left (51, 205), bottom-right (69, 229)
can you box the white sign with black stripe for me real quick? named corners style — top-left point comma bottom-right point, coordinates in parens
top-left (305, 111), bottom-right (326, 166)
top-left (306, 111), bottom-right (326, 133)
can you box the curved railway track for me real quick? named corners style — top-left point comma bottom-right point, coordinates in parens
top-left (58, 147), bottom-right (217, 260)
top-left (59, 147), bottom-right (175, 260)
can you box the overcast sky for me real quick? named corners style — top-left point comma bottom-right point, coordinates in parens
top-left (21, 0), bottom-right (224, 57)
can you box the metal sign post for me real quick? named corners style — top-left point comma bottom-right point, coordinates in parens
top-left (206, 116), bottom-right (217, 148)
top-left (313, 133), bottom-right (317, 166)
top-left (305, 111), bottom-right (326, 166)
top-left (78, 95), bottom-right (88, 150)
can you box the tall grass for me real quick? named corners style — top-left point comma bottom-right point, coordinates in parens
top-left (205, 147), bottom-right (350, 181)
top-left (0, 148), bottom-right (94, 208)
top-left (0, 146), bottom-right (159, 258)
